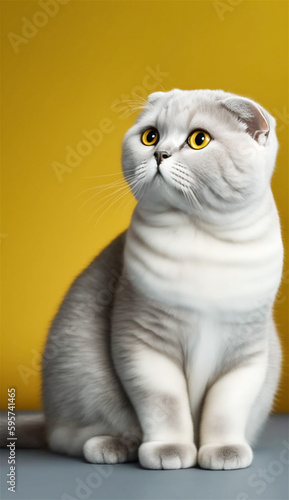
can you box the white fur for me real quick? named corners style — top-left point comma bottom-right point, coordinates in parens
top-left (126, 348), bottom-right (193, 443)
top-left (124, 194), bottom-right (283, 314)
top-left (48, 423), bottom-right (112, 456)
top-left (37, 89), bottom-right (283, 471)
top-left (118, 89), bottom-right (283, 469)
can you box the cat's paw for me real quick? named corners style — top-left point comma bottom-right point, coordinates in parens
top-left (198, 443), bottom-right (253, 470)
top-left (83, 436), bottom-right (138, 464)
top-left (139, 442), bottom-right (197, 469)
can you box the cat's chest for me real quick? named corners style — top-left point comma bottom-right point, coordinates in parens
top-left (124, 215), bottom-right (281, 314)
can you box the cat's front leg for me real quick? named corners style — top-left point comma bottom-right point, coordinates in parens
top-left (112, 334), bottom-right (197, 469)
top-left (199, 352), bottom-right (267, 470)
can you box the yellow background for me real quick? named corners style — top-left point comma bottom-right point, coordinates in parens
top-left (1, 0), bottom-right (288, 411)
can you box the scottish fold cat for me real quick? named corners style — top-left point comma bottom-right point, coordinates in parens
top-left (4, 89), bottom-right (284, 470)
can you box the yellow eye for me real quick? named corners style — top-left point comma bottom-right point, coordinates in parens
top-left (188, 130), bottom-right (211, 150)
top-left (141, 128), bottom-right (159, 146)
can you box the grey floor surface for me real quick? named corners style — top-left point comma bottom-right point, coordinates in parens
top-left (0, 414), bottom-right (288, 500)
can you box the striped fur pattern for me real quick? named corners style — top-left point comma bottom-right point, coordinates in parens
top-left (8, 90), bottom-right (284, 470)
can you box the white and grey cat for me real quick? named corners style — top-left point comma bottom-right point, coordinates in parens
top-left (9, 89), bottom-right (285, 469)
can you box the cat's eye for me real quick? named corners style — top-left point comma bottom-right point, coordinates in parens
top-left (141, 128), bottom-right (159, 146)
top-left (188, 130), bottom-right (211, 150)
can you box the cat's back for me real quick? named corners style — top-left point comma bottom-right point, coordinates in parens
top-left (42, 231), bottom-right (128, 423)
top-left (52, 230), bottom-right (127, 320)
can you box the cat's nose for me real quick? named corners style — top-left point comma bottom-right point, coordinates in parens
top-left (154, 151), bottom-right (171, 166)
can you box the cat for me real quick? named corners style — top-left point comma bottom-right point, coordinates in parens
top-left (2, 89), bottom-right (283, 470)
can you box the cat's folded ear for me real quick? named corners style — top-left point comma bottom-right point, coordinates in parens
top-left (147, 91), bottom-right (165, 105)
top-left (221, 97), bottom-right (272, 145)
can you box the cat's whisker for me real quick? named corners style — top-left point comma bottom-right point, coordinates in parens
top-left (91, 184), bottom-right (129, 206)
top-left (87, 188), bottom-right (130, 224)
top-left (120, 109), bottom-right (142, 119)
top-left (78, 163), bottom-right (147, 211)
top-left (77, 178), bottom-right (130, 198)
top-left (113, 189), bottom-right (135, 218)
top-left (115, 98), bottom-right (146, 106)
top-left (130, 92), bottom-right (159, 110)
top-left (130, 95), bottom-right (152, 111)
top-left (133, 177), bottom-right (147, 203)
top-left (84, 168), bottom-right (136, 179)
top-left (120, 192), bottom-right (137, 215)
top-left (88, 176), bottom-right (141, 222)
top-left (115, 100), bottom-right (146, 118)
top-left (128, 174), bottom-right (144, 188)
top-left (174, 162), bottom-right (191, 171)
top-left (187, 188), bottom-right (202, 211)
top-left (115, 93), bottom-right (159, 117)
top-left (85, 186), bottom-right (130, 216)
top-left (167, 172), bottom-right (191, 192)
top-left (169, 177), bottom-right (198, 212)
top-left (119, 96), bottom-right (148, 109)
top-left (131, 93), bottom-right (149, 103)
top-left (78, 181), bottom-right (131, 211)
top-left (79, 181), bottom-right (124, 196)
top-left (77, 175), bottom-right (138, 209)
top-left (92, 188), bottom-right (133, 228)
top-left (170, 174), bottom-right (190, 188)
top-left (183, 191), bottom-right (192, 209)
top-left (173, 164), bottom-right (193, 183)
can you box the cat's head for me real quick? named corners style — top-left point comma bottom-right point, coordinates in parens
top-left (121, 89), bottom-right (278, 222)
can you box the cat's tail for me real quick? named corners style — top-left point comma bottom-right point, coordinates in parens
top-left (0, 412), bottom-right (46, 448)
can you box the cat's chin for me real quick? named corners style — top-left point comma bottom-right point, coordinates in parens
top-left (152, 171), bottom-right (165, 185)
top-left (133, 173), bottom-right (202, 217)
top-left (137, 195), bottom-right (194, 219)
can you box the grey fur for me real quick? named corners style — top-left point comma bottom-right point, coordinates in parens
top-left (83, 435), bottom-right (138, 464)
top-left (4, 89), bottom-right (282, 471)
